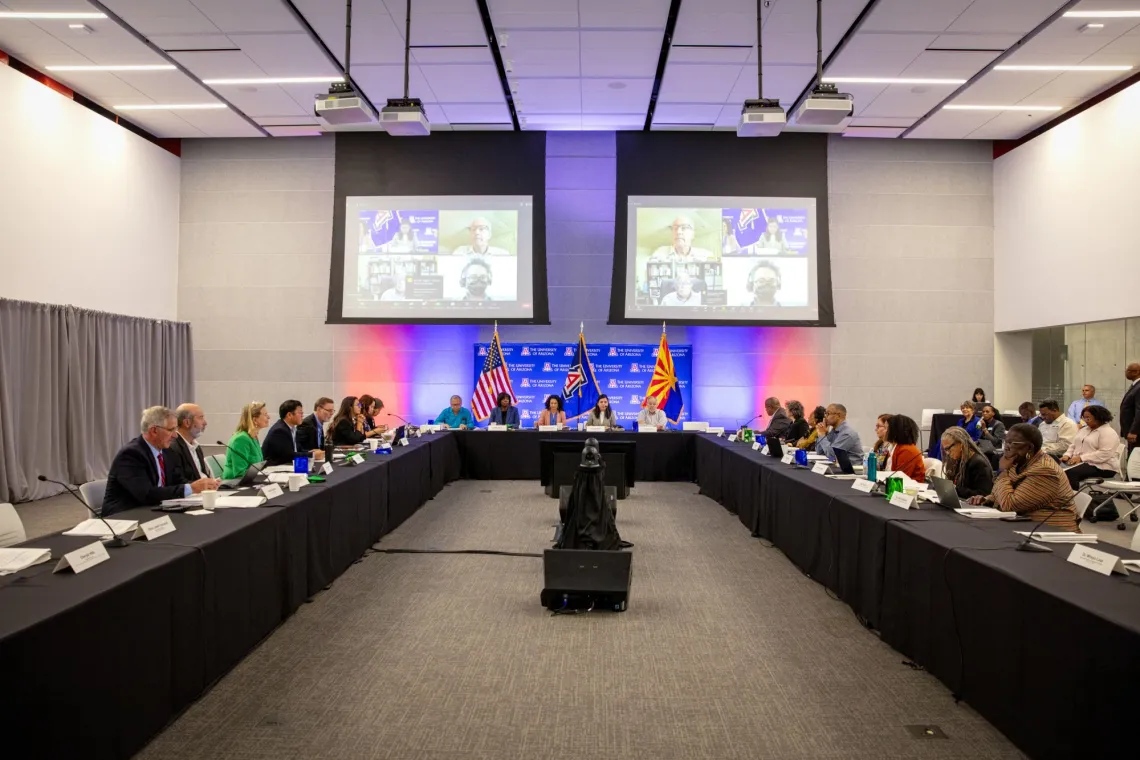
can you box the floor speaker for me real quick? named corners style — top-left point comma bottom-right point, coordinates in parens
top-left (541, 548), bottom-right (632, 612)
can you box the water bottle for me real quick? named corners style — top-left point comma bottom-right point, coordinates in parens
top-left (865, 451), bottom-right (877, 482)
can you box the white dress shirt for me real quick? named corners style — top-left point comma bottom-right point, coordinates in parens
top-left (1039, 415), bottom-right (1078, 457)
top-left (1063, 424), bottom-right (1121, 474)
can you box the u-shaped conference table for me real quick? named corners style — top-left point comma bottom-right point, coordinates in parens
top-left (1, 430), bottom-right (1136, 760)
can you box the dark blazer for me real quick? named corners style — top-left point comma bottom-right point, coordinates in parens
top-left (784, 417), bottom-right (810, 443)
top-left (761, 408), bottom-right (792, 440)
top-left (102, 436), bottom-right (189, 516)
top-left (331, 416), bottom-right (365, 446)
top-left (952, 452), bottom-right (994, 499)
top-left (168, 433), bottom-right (208, 483)
top-left (1121, 381), bottom-right (1140, 445)
top-left (296, 413), bottom-right (325, 451)
top-left (262, 419), bottom-right (303, 466)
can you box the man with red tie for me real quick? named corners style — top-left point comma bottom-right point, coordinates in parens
top-left (102, 406), bottom-right (219, 516)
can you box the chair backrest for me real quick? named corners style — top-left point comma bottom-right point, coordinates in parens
top-left (0, 503), bottom-right (26, 547)
top-left (1129, 447), bottom-right (1140, 482)
top-left (923, 457), bottom-right (944, 479)
top-left (78, 480), bottom-right (107, 516)
top-left (1073, 491), bottom-right (1093, 520)
top-left (1118, 443), bottom-right (1131, 480)
top-left (920, 409), bottom-right (945, 429)
top-left (205, 454), bottom-right (225, 478)
top-left (1132, 522), bottom-right (1140, 552)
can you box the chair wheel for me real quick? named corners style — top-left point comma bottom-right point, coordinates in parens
top-left (1117, 523), bottom-right (1126, 530)
top-left (1087, 515), bottom-right (1097, 523)
top-left (1131, 514), bottom-right (1138, 522)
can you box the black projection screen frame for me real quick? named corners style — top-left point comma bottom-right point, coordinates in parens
top-left (328, 131), bottom-right (550, 325)
top-left (608, 132), bottom-right (835, 328)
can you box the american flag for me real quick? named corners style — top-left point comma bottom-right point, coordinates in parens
top-left (471, 329), bottom-right (516, 421)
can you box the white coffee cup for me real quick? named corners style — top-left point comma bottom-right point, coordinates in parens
top-left (288, 473), bottom-right (307, 492)
top-left (201, 490), bottom-right (218, 509)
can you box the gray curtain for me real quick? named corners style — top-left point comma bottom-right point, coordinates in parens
top-left (0, 298), bottom-right (194, 503)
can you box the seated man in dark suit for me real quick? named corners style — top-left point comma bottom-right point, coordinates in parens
top-left (103, 406), bottom-right (219, 516)
top-left (263, 399), bottom-right (326, 467)
top-left (168, 403), bottom-right (211, 481)
top-left (297, 396), bottom-right (335, 452)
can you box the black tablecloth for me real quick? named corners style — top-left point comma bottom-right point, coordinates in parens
top-left (927, 412), bottom-right (1021, 453)
top-left (0, 433), bottom-right (458, 760)
top-left (452, 430), bottom-right (693, 482)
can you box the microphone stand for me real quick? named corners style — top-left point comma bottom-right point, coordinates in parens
top-left (38, 475), bottom-right (131, 548)
top-left (1015, 504), bottom-right (1066, 553)
top-left (215, 440), bottom-right (269, 487)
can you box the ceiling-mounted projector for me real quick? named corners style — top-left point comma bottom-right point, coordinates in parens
top-left (379, 98), bottom-right (430, 136)
top-left (315, 82), bottom-right (377, 126)
top-left (794, 83), bottom-right (854, 128)
top-left (738, 98), bottom-right (786, 137)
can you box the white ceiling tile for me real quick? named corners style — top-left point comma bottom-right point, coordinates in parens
top-left (506, 47), bottom-right (580, 78)
top-left (48, 72), bottom-right (150, 105)
top-left (849, 116), bottom-right (916, 127)
top-left (264, 125), bottom-right (324, 136)
top-left (652, 103), bottom-right (722, 124)
top-left (0, 20), bottom-right (92, 65)
top-left (210, 85), bottom-right (310, 118)
top-left (424, 102), bottom-right (449, 124)
top-left (946, 0), bottom-right (1065, 35)
top-left (515, 77), bottom-right (581, 113)
top-left (581, 30), bottom-right (663, 49)
top-left (754, 33), bottom-right (820, 66)
top-left (384, 6), bottom-right (488, 47)
top-left (899, 49), bottom-right (999, 78)
top-left (859, 82), bottom-right (964, 118)
top-left (965, 108), bottom-right (1066, 139)
top-left (581, 48), bottom-right (660, 78)
top-left (727, 64), bottom-right (815, 104)
top-left (958, 70), bottom-right (1060, 103)
top-left (149, 33), bottom-right (237, 51)
top-left (838, 82), bottom-right (891, 113)
top-left (35, 24), bottom-right (163, 67)
top-left (658, 64), bottom-right (742, 103)
top-left (506, 30), bottom-right (579, 50)
top-left (1082, 31), bottom-right (1140, 63)
top-left (1023, 70), bottom-right (1129, 100)
top-left (522, 113), bottom-right (583, 129)
top-left (420, 63), bottom-right (503, 102)
top-left (350, 64), bottom-right (438, 103)
top-left (672, 12), bottom-right (755, 47)
top-left (226, 33), bottom-right (341, 78)
top-left (652, 123), bottom-right (713, 131)
top-left (170, 50), bottom-right (266, 79)
top-left (843, 126), bottom-right (908, 138)
top-left (293, 0), bottom-right (406, 66)
top-left (580, 113), bottom-right (644, 129)
top-left (863, 0), bottom-right (975, 33)
top-left (928, 33), bottom-right (1021, 51)
top-left (100, 0), bottom-right (220, 36)
top-left (668, 47), bottom-right (751, 65)
top-left (581, 77), bottom-right (652, 113)
top-left (412, 47), bottom-right (492, 65)
top-left (175, 106), bottom-right (265, 137)
top-left (490, 11), bottom-right (579, 31)
top-left (579, 0), bottom-right (671, 29)
top-left (441, 102), bottom-right (511, 123)
top-left (118, 108), bottom-right (210, 138)
top-left (827, 34), bottom-right (937, 77)
top-left (715, 104), bottom-right (741, 127)
top-left (256, 115), bottom-right (320, 126)
top-left (182, 0), bottom-right (299, 34)
top-left (112, 69), bottom-right (215, 101)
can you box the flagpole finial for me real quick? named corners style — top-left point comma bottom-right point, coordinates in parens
top-left (494, 320), bottom-right (498, 333)
top-left (662, 321), bottom-right (666, 334)
top-left (580, 321), bottom-right (584, 334)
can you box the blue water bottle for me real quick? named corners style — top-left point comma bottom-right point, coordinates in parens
top-left (865, 451), bottom-right (877, 482)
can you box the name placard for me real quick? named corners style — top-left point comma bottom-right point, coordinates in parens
top-left (399, 437), bottom-right (410, 447)
top-left (538, 425), bottom-right (561, 432)
top-left (140, 515), bottom-right (176, 541)
top-left (487, 424), bottom-right (508, 432)
top-left (350, 453), bottom-right (365, 465)
top-left (851, 478), bottom-right (876, 493)
top-left (586, 426), bottom-right (607, 433)
top-left (760, 445), bottom-right (769, 455)
top-left (321, 462), bottom-right (333, 475)
top-left (261, 483), bottom-right (284, 500)
top-left (781, 453), bottom-right (794, 465)
top-left (1067, 545), bottom-right (1131, 576)
top-left (751, 442), bottom-right (761, 451)
top-left (889, 492), bottom-right (915, 509)
top-left (728, 434), bottom-right (738, 443)
top-left (54, 541), bottom-right (110, 575)
top-left (707, 426), bottom-right (725, 435)
top-left (811, 463), bottom-right (830, 475)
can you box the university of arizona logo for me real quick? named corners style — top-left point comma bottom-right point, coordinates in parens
top-left (608, 379), bottom-right (617, 389)
top-left (608, 347), bottom-right (618, 357)
top-left (521, 378), bottom-right (531, 388)
top-left (478, 346), bottom-right (487, 356)
top-left (652, 348), bottom-right (659, 357)
top-left (374, 209), bottom-right (394, 228)
top-left (521, 409), bottom-right (531, 420)
top-left (521, 346), bottom-right (531, 356)
top-left (631, 394), bottom-right (640, 405)
top-left (630, 363), bottom-right (640, 374)
top-left (542, 362), bottom-right (552, 372)
top-left (737, 208), bottom-right (759, 232)
top-left (564, 346), bottom-right (574, 357)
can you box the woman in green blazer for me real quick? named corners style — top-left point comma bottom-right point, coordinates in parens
top-left (223, 401), bottom-right (270, 479)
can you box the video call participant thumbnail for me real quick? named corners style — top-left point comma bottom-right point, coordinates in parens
top-left (452, 217), bottom-right (510, 257)
top-left (650, 216), bottom-right (715, 262)
top-left (660, 268), bottom-right (702, 307)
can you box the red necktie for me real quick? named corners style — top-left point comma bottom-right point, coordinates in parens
top-left (157, 452), bottom-right (166, 486)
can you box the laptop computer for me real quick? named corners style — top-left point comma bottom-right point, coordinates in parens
top-left (219, 462), bottom-right (267, 490)
top-left (832, 448), bottom-right (856, 475)
top-left (928, 475), bottom-right (969, 509)
top-left (766, 437), bottom-right (784, 459)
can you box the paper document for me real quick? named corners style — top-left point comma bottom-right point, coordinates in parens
top-left (63, 518), bottom-right (139, 539)
top-left (186, 509), bottom-right (214, 516)
top-left (1014, 531), bottom-right (1097, 544)
top-left (805, 454), bottom-right (829, 461)
top-left (0, 547), bottom-right (52, 575)
top-left (160, 495), bottom-right (203, 507)
top-left (954, 507), bottom-right (1016, 519)
top-left (263, 465), bottom-right (295, 474)
top-left (214, 495), bottom-right (267, 509)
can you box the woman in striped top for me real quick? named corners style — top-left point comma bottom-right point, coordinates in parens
top-left (968, 423), bottom-right (1080, 531)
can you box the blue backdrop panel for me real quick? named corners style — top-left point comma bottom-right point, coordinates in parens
top-left (473, 342), bottom-right (692, 426)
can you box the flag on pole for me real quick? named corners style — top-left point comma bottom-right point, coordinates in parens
top-left (642, 324), bottom-right (684, 424)
top-left (562, 323), bottom-right (600, 420)
top-left (471, 325), bottom-right (516, 421)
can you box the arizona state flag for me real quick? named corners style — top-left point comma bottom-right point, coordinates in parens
top-left (642, 325), bottom-right (684, 424)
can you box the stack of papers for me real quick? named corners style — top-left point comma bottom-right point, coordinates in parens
top-left (1014, 531), bottom-right (1097, 544)
top-left (0, 547), bottom-right (52, 575)
top-left (63, 518), bottom-right (140, 539)
top-left (805, 454), bottom-right (829, 461)
top-left (263, 465), bottom-right (295, 474)
top-left (955, 507), bottom-right (1018, 519)
top-left (214, 495), bottom-right (267, 509)
top-left (160, 495), bottom-right (203, 507)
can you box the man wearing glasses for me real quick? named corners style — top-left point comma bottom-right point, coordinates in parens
top-left (650, 215), bottom-right (714, 262)
top-left (452, 217), bottom-right (510, 257)
top-left (103, 405), bottom-right (220, 516)
top-left (298, 397), bottom-right (336, 452)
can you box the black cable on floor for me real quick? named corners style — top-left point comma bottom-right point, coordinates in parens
top-left (368, 547), bottom-right (542, 558)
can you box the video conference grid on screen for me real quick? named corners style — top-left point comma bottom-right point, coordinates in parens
top-left (624, 196), bottom-right (819, 322)
top-left (341, 196), bottom-right (534, 320)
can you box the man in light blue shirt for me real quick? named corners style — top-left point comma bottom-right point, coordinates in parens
top-left (435, 395), bottom-right (474, 429)
top-left (1066, 384), bottom-right (1103, 424)
top-left (815, 403), bottom-right (865, 460)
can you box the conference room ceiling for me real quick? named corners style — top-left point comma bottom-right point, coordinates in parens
top-left (2, 0), bottom-right (1140, 139)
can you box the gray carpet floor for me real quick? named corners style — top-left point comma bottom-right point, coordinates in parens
top-left (130, 481), bottom-right (1027, 760)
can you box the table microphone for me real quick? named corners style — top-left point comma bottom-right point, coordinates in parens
top-left (737, 412), bottom-right (764, 435)
top-left (1015, 504), bottom-right (1068, 553)
top-left (37, 475), bottom-right (131, 548)
top-left (215, 440), bottom-right (269, 485)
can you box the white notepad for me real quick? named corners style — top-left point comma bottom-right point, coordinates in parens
top-left (0, 547), bottom-right (52, 575)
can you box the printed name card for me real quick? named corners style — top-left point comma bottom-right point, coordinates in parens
top-left (261, 483), bottom-right (284, 500)
top-left (140, 516), bottom-right (176, 541)
top-left (487, 424), bottom-right (507, 431)
top-left (322, 462), bottom-right (333, 475)
top-left (586, 426), bottom-right (607, 433)
top-left (538, 425), bottom-right (561, 432)
top-left (1067, 545), bottom-right (1131, 576)
top-left (761, 445), bottom-right (769, 455)
top-left (399, 437), bottom-right (410, 447)
top-left (728, 434), bottom-right (738, 443)
top-left (811, 463), bottom-right (830, 475)
top-left (851, 478), bottom-right (876, 493)
top-left (889, 491), bottom-right (915, 509)
top-left (781, 453), bottom-right (794, 465)
top-left (751, 442), bottom-right (761, 451)
top-left (350, 453), bottom-right (365, 465)
top-left (707, 427), bottom-right (725, 436)
top-left (54, 541), bottom-right (110, 575)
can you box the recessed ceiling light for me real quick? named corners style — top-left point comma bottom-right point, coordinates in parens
top-left (943, 104), bottom-right (1062, 111)
top-left (822, 77), bottom-right (966, 85)
top-left (0, 12), bottom-right (106, 19)
top-left (114, 103), bottom-right (228, 111)
top-left (1064, 10), bottom-right (1140, 18)
top-left (608, 81), bottom-right (627, 90)
top-left (202, 76), bottom-right (345, 85)
top-left (47, 65), bottom-right (176, 72)
top-left (994, 64), bottom-right (1132, 72)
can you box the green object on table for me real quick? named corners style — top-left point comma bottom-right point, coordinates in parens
top-left (742, 429), bottom-right (755, 444)
top-left (307, 476), bottom-right (326, 483)
top-left (885, 477), bottom-right (904, 499)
